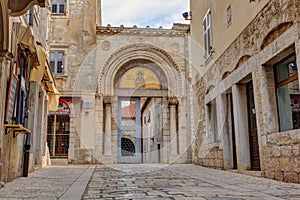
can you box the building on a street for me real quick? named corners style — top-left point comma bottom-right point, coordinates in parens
top-left (190, 0), bottom-right (300, 183)
top-left (48, 0), bottom-right (192, 165)
top-left (0, 0), bottom-right (59, 182)
top-left (141, 98), bottom-right (163, 163)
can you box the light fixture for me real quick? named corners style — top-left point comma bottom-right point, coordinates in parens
top-left (182, 11), bottom-right (192, 20)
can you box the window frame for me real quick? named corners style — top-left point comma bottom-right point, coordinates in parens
top-left (51, 0), bottom-right (66, 15)
top-left (203, 8), bottom-right (213, 59)
top-left (274, 53), bottom-right (299, 132)
top-left (50, 50), bottom-right (65, 74)
top-left (206, 99), bottom-right (218, 143)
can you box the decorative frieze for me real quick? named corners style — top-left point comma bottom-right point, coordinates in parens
top-left (96, 26), bottom-right (186, 37)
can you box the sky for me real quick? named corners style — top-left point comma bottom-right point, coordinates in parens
top-left (102, 0), bottom-right (190, 29)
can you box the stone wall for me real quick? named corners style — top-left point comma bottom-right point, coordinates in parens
top-left (193, 0), bottom-right (300, 183)
top-left (263, 131), bottom-right (300, 182)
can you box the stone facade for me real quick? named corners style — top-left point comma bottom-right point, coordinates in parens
top-left (192, 0), bottom-right (300, 183)
top-left (0, 0), bottom-right (54, 182)
top-left (49, 0), bottom-right (192, 164)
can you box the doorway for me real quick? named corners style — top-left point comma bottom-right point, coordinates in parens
top-left (246, 81), bottom-right (261, 170)
top-left (118, 97), bottom-right (141, 163)
top-left (47, 115), bottom-right (70, 158)
top-left (228, 93), bottom-right (237, 169)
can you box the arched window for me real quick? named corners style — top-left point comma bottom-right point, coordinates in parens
top-left (121, 138), bottom-right (135, 156)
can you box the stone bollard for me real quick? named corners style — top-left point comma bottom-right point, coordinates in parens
top-left (84, 151), bottom-right (92, 164)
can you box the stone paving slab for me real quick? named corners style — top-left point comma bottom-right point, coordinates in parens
top-left (0, 165), bottom-right (92, 200)
top-left (83, 164), bottom-right (300, 200)
top-left (1, 164), bottom-right (300, 200)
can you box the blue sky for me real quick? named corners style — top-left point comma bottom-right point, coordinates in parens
top-left (102, 0), bottom-right (190, 29)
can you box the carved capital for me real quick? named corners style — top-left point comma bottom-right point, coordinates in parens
top-left (0, 50), bottom-right (13, 62)
top-left (168, 97), bottom-right (178, 105)
top-left (95, 93), bottom-right (101, 99)
top-left (103, 96), bottom-right (112, 105)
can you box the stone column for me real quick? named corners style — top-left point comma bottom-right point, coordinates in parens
top-left (169, 97), bottom-right (178, 158)
top-left (232, 84), bottom-right (251, 171)
top-left (178, 96), bottom-right (188, 163)
top-left (161, 97), bottom-right (169, 163)
top-left (94, 93), bottom-right (103, 163)
top-left (28, 81), bottom-right (39, 169)
top-left (103, 96), bottom-right (112, 156)
top-left (68, 108), bottom-right (76, 163)
top-left (219, 94), bottom-right (232, 169)
top-left (0, 50), bottom-right (12, 181)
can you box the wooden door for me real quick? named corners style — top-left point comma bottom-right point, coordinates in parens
top-left (246, 81), bottom-right (261, 170)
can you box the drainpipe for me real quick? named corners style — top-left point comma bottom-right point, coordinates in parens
top-left (23, 133), bottom-right (31, 177)
top-left (23, 78), bottom-right (31, 177)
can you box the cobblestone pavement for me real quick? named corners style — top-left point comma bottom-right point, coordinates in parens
top-left (83, 164), bottom-right (300, 200)
top-left (1, 164), bottom-right (300, 200)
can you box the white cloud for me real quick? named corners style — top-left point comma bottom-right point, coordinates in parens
top-left (102, 0), bottom-right (190, 29)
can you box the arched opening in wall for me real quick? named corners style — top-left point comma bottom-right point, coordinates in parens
top-left (260, 22), bottom-right (293, 51)
top-left (221, 71), bottom-right (231, 80)
top-left (121, 138), bottom-right (135, 156)
top-left (114, 59), bottom-right (168, 164)
top-left (206, 85), bottom-right (215, 95)
top-left (234, 55), bottom-right (251, 71)
top-left (47, 100), bottom-right (71, 159)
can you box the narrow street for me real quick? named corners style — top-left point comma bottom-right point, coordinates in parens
top-left (0, 164), bottom-right (300, 200)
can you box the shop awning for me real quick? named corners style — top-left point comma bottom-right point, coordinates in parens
top-left (15, 23), bottom-right (60, 112)
top-left (16, 24), bottom-right (37, 53)
top-left (30, 45), bottom-right (47, 82)
top-left (43, 62), bottom-right (60, 111)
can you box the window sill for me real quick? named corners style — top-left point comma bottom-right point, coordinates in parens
top-left (204, 53), bottom-right (214, 65)
top-left (51, 14), bottom-right (68, 19)
top-left (53, 74), bottom-right (68, 79)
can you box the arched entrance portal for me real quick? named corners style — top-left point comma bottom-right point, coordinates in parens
top-left (98, 44), bottom-right (188, 164)
top-left (116, 64), bottom-right (165, 163)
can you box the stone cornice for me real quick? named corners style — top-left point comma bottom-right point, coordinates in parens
top-left (8, 0), bottom-right (48, 17)
top-left (96, 26), bottom-right (186, 37)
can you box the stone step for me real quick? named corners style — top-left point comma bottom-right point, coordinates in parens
top-left (51, 159), bottom-right (68, 165)
top-left (229, 169), bottom-right (262, 177)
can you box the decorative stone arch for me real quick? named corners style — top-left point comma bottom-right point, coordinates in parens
top-left (97, 43), bottom-right (189, 164)
top-left (98, 43), bottom-right (183, 97)
top-left (233, 55), bottom-right (251, 71)
top-left (260, 22), bottom-right (293, 51)
top-left (205, 85), bottom-right (215, 95)
top-left (221, 71), bottom-right (231, 80)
